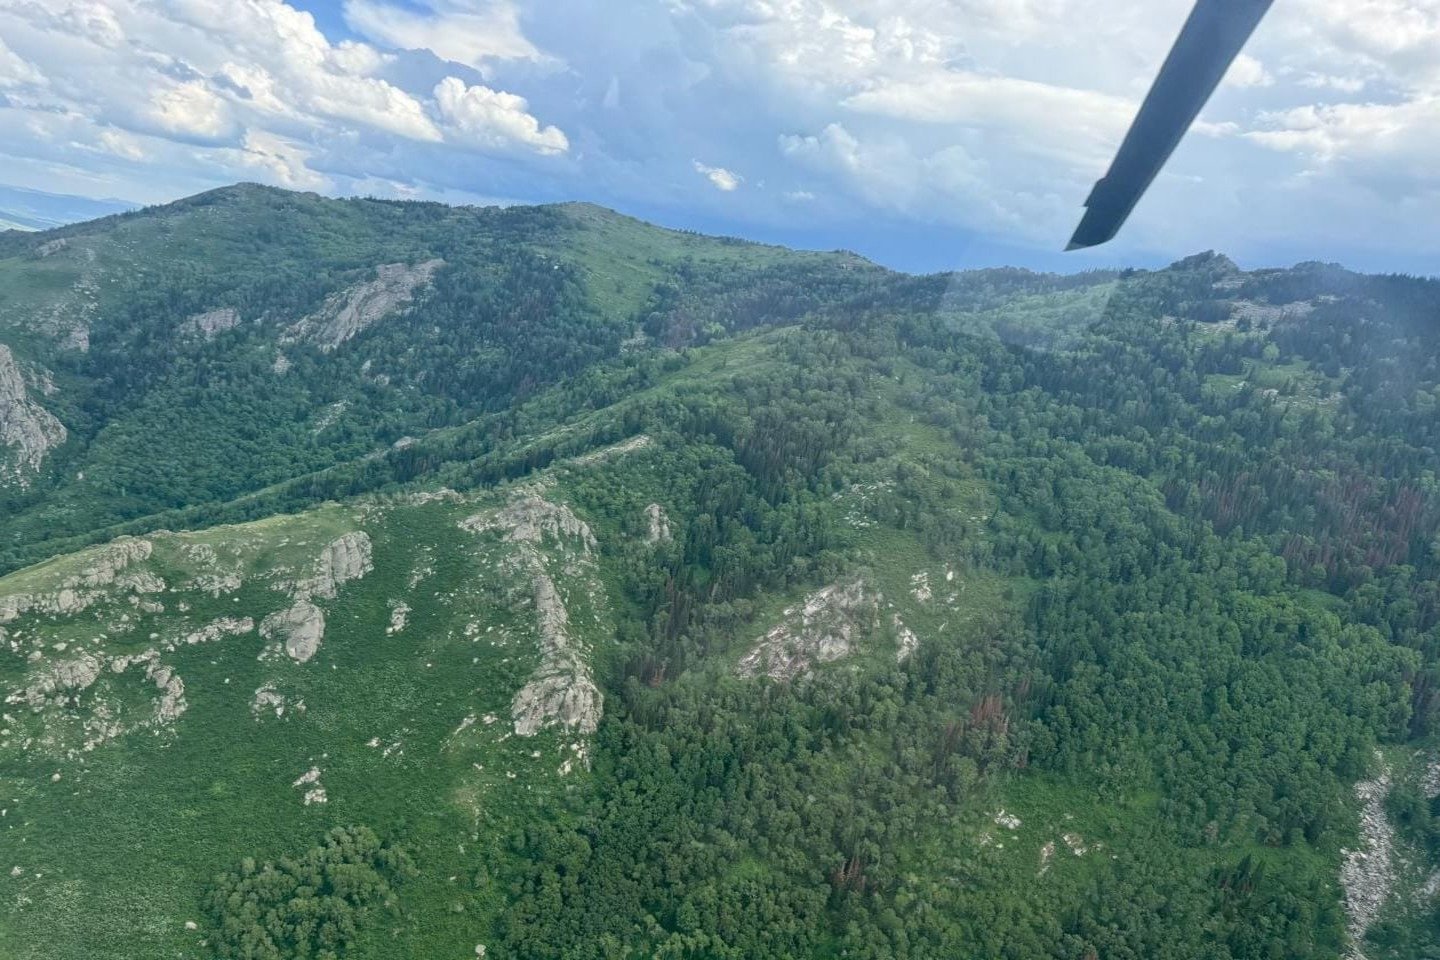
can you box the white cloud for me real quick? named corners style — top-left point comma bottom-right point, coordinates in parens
top-left (433, 76), bottom-right (568, 154)
top-left (1224, 53), bottom-right (1273, 89)
top-left (343, 0), bottom-right (544, 69)
top-left (693, 160), bottom-right (741, 191)
top-left (233, 128), bottom-right (330, 189)
top-left (0, 37), bottom-right (47, 89)
top-left (146, 80), bottom-right (236, 140)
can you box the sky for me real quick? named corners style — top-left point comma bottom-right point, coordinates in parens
top-left (0, 0), bottom-right (1438, 276)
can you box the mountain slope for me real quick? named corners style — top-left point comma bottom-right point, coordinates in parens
top-left (3, 187), bottom-right (1440, 960)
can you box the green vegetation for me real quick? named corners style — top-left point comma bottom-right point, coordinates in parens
top-left (2, 190), bottom-right (1439, 959)
top-left (207, 827), bottom-right (416, 960)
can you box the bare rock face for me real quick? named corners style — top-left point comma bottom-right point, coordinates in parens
top-left (1341, 758), bottom-right (1397, 957)
top-left (893, 614), bottom-right (919, 662)
top-left (302, 532), bottom-right (373, 600)
top-left (250, 682), bottom-right (304, 720)
top-left (645, 503), bottom-right (671, 544)
top-left (462, 492), bottom-right (603, 737)
top-left (462, 496), bottom-right (596, 553)
top-left (261, 600), bottom-right (326, 663)
top-left (0, 537), bottom-right (156, 624)
top-left (181, 307), bottom-right (241, 340)
top-left (11, 654), bottom-right (104, 711)
top-left (146, 661), bottom-right (186, 723)
top-left (739, 578), bottom-right (881, 681)
top-left (283, 259), bottom-right (444, 351)
top-left (0, 344), bottom-right (66, 488)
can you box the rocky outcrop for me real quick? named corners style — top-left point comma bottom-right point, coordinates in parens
top-left (1341, 759), bottom-right (1397, 957)
top-left (511, 572), bottom-right (602, 737)
top-left (145, 661), bottom-right (186, 723)
top-left (0, 344), bottom-right (66, 487)
top-left (387, 601), bottom-right (411, 636)
top-left (292, 765), bottom-right (327, 805)
top-left (462, 493), bottom-right (603, 737)
top-left (893, 614), bottom-right (919, 662)
top-left (250, 683), bottom-right (304, 720)
top-left (645, 503), bottom-right (671, 544)
top-left (181, 307), bottom-right (241, 340)
top-left (261, 600), bottom-right (326, 663)
top-left (301, 532), bottom-right (373, 600)
top-left (0, 538), bottom-right (158, 624)
top-left (739, 578), bottom-right (881, 681)
top-left (283, 259), bottom-right (444, 351)
top-left (10, 654), bottom-right (104, 711)
top-left (462, 496), bottom-right (597, 552)
top-left (569, 434), bottom-right (653, 466)
top-left (177, 617), bottom-right (254, 648)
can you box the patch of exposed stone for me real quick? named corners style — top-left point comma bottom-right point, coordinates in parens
top-left (1341, 758), bottom-right (1396, 957)
top-left (893, 614), bottom-right (919, 662)
top-left (645, 503), bottom-right (671, 544)
top-left (910, 571), bottom-right (932, 603)
top-left (568, 434), bottom-right (653, 466)
top-left (251, 683), bottom-right (304, 720)
top-left (462, 496), bottom-right (596, 553)
top-left (283, 259), bottom-right (444, 351)
top-left (256, 532), bottom-right (372, 663)
top-left (387, 601), bottom-right (411, 636)
top-left (0, 538), bottom-right (158, 624)
top-left (1422, 751), bottom-right (1440, 800)
top-left (292, 765), bottom-right (327, 805)
top-left (739, 578), bottom-right (881, 681)
top-left (0, 344), bottom-right (67, 488)
top-left (297, 531), bottom-right (373, 601)
top-left (1228, 298), bottom-right (1314, 329)
top-left (5, 643), bottom-right (194, 753)
top-left (260, 600), bottom-right (326, 663)
top-left (461, 494), bottom-right (603, 738)
top-left (177, 541), bottom-right (245, 597)
top-left (312, 401), bottom-right (347, 434)
top-left (181, 307), bottom-right (241, 340)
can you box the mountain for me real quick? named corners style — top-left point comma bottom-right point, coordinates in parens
top-left (0, 183), bottom-right (137, 233)
top-left (3, 185), bottom-right (1440, 960)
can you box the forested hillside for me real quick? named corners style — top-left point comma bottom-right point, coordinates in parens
top-left (2, 186), bottom-right (1439, 959)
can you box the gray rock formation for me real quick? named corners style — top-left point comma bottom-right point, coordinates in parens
top-left (463, 493), bottom-right (603, 737)
top-left (462, 496), bottom-right (597, 552)
top-left (283, 259), bottom-right (444, 351)
top-left (261, 600), bottom-right (326, 663)
top-left (0, 344), bottom-right (66, 487)
top-left (181, 307), bottom-right (241, 340)
top-left (739, 578), bottom-right (881, 681)
top-left (10, 654), bottom-right (104, 711)
top-left (645, 503), bottom-right (671, 544)
top-left (301, 532), bottom-right (373, 600)
top-left (0, 538), bottom-right (157, 624)
top-left (1341, 758), bottom-right (1397, 957)
top-left (146, 661), bottom-right (186, 723)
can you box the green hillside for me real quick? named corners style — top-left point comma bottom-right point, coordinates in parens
top-left (3, 187), bottom-right (1440, 959)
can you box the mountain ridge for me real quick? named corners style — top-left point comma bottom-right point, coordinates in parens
top-left (3, 184), bottom-right (1440, 959)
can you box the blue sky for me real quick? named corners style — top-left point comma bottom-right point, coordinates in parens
top-left (1, 0), bottom-right (1438, 276)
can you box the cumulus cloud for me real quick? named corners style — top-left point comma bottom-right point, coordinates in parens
top-left (693, 160), bottom-right (741, 191)
top-left (0, 0), bottom-right (567, 199)
top-left (1224, 53), bottom-right (1274, 89)
top-left (433, 76), bottom-right (568, 154)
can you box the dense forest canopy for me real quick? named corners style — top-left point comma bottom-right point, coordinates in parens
top-left (1, 186), bottom-right (1438, 959)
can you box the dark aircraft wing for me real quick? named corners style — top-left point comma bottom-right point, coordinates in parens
top-left (1067, 0), bottom-right (1275, 250)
